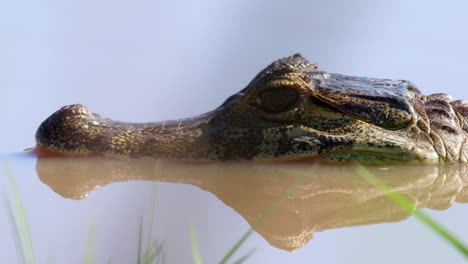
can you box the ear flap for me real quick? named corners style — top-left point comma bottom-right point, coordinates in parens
top-left (313, 73), bottom-right (413, 128)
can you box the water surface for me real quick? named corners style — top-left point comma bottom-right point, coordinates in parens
top-left (1, 154), bottom-right (467, 263)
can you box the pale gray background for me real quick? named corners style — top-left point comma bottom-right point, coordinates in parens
top-left (1, 0), bottom-right (468, 263)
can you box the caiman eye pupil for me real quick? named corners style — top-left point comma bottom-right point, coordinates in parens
top-left (257, 87), bottom-right (298, 112)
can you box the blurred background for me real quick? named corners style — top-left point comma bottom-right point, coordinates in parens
top-left (1, 0), bottom-right (468, 263)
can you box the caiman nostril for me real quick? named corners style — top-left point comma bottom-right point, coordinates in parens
top-left (58, 104), bottom-right (92, 117)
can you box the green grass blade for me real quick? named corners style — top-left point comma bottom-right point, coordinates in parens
top-left (355, 164), bottom-right (468, 258)
top-left (219, 169), bottom-right (313, 264)
top-left (4, 163), bottom-right (35, 264)
top-left (158, 249), bottom-right (166, 264)
top-left (143, 242), bottom-right (164, 264)
top-left (145, 244), bottom-right (160, 263)
top-left (412, 210), bottom-right (468, 256)
top-left (189, 223), bottom-right (203, 264)
top-left (137, 214), bottom-right (144, 264)
top-left (137, 183), bottom-right (164, 264)
top-left (145, 243), bottom-right (164, 264)
top-left (230, 249), bottom-right (255, 264)
top-left (3, 196), bottom-right (26, 264)
top-left (145, 184), bottom-right (159, 263)
top-left (84, 217), bottom-right (98, 264)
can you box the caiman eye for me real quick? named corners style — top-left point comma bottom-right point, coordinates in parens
top-left (257, 87), bottom-right (299, 113)
top-left (256, 87), bottom-right (299, 113)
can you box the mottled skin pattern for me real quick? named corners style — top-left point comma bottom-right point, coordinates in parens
top-left (35, 54), bottom-right (468, 163)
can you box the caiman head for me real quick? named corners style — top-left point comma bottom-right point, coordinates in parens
top-left (35, 54), bottom-right (468, 163)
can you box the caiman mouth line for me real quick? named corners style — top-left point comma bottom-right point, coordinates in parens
top-left (35, 54), bottom-right (468, 164)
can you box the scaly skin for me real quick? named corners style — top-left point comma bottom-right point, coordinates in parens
top-left (35, 54), bottom-right (468, 163)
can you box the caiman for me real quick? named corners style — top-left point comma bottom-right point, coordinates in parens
top-left (35, 54), bottom-right (468, 163)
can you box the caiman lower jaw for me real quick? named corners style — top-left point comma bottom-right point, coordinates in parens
top-left (251, 147), bottom-right (428, 165)
top-left (250, 122), bottom-right (440, 164)
top-left (253, 148), bottom-right (438, 164)
top-left (322, 151), bottom-right (424, 164)
top-left (323, 135), bottom-right (440, 164)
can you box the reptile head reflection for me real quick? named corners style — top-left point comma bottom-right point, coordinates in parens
top-left (36, 157), bottom-right (468, 251)
top-left (35, 54), bottom-right (468, 163)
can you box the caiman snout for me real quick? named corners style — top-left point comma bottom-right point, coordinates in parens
top-left (35, 104), bottom-right (207, 158)
top-left (36, 104), bottom-right (96, 154)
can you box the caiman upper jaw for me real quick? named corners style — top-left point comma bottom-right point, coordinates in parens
top-left (310, 72), bottom-right (415, 129)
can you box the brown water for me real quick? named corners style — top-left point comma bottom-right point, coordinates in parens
top-left (1, 154), bottom-right (467, 263)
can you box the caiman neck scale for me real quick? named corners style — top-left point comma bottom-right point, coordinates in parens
top-left (35, 54), bottom-right (468, 163)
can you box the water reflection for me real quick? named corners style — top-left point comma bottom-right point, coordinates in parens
top-left (35, 157), bottom-right (468, 251)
